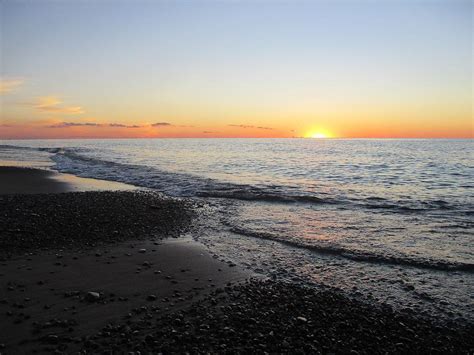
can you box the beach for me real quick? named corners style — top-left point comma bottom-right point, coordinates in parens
top-left (0, 166), bottom-right (473, 353)
top-left (2, 0), bottom-right (472, 351)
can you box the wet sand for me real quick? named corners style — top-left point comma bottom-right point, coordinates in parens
top-left (0, 169), bottom-right (251, 352)
top-left (0, 166), bottom-right (135, 195)
top-left (0, 167), bottom-right (472, 353)
top-left (0, 238), bottom-right (249, 353)
top-left (0, 167), bottom-right (73, 194)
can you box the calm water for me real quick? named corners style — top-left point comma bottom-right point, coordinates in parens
top-left (1, 139), bottom-right (473, 321)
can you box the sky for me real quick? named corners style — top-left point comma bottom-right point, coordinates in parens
top-left (0, 0), bottom-right (472, 139)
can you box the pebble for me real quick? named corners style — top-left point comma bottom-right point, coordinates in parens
top-left (85, 292), bottom-right (101, 302)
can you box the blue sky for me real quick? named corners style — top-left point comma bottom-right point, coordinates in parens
top-left (1, 0), bottom-right (472, 138)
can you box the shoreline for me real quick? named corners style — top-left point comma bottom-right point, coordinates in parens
top-left (0, 167), bottom-right (254, 353)
top-left (0, 166), bottom-right (137, 195)
top-left (0, 167), bottom-right (473, 353)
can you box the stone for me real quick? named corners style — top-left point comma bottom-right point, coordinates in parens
top-left (85, 292), bottom-right (101, 302)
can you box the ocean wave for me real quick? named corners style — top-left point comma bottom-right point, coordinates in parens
top-left (2, 143), bottom-right (472, 274)
top-left (197, 189), bottom-right (332, 204)
top-left (0, 144), bottom-right (37, 151)
top-left (0, 144), bottom-right (467, 214)
top-left (229, 226), bottom-right (474, 273)
top-left (52, 148), bottom-right (338, 204)
top-left (38, 147), bottom-right (65, 154)
top-left (199, 190), bottom-right (459, 213)
top-left (39, 147), bottom-right (474, 213)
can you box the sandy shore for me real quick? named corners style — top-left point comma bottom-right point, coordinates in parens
top-left (0, 237), bottom-right (249, 353)
top-left (0, 167), bottom-right (472, 353)
top-left (0, 166), bottom-right (136, 195)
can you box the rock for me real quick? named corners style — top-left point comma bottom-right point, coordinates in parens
top-left (297, 316), bottom-right (308, 323)
top-left (138, 249), bottom-right (146, 253)
top-left (147, 295), bottom-right (157, 301)
top-left (85, 292), bottom-right (101, 302)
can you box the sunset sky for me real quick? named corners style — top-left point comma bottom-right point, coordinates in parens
top-left (1, 0), bottom-right (472, 139)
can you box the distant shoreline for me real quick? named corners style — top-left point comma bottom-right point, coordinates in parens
top-left (1, 137), bottom-right (473, 140)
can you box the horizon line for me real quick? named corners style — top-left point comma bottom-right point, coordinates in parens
top-left (1, 137), bottom-right (473, 140)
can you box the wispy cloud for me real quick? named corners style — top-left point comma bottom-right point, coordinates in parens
top-left (150, 122), bottom-right (194, 128)
top-left (33, 96), bottom-right (84, 114)
top-left (49, 122), bottom-right (143, 128)
top-left (0, 79), bottom-right (23, 95)
top-left (48, 122), bottom-right (98, 128)
top-left (108, 123), bottom-right (142, 128)
top-left (228, 124), bottom-right (274, 130)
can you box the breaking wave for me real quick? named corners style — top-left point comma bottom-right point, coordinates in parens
top-left (1, 142), bottom-right (472, 276)
top-left (229, 226), bottom-right (474, 273)
top-left (1, 144), bottom-right (469, 215)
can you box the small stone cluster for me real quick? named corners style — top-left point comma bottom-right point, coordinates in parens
top-left (0, 191), bottom-right (193, 256)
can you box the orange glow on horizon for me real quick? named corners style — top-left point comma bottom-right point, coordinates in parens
top-left (305, 129), bottom-right (334, 139)
top-left (1, 122), bottom-right (473, 139)
top-left (0, 116), bottom-right (472, 140)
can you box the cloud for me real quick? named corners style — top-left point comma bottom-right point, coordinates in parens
top-left (151, 122), bottom-right (194, 128)
top-left (49, 122), bottom-right (143, 128)
top-left (0, 79), bottom-right (23, 95)
top-left (202, 131), bottom-right (215, 134)
top-left (108, 123), bottom-right (142, 128)
top-left (48, 122), bottom-right (98, 128)
top-left (34, 96), bottom-right (84, 114)
top-left (229, 124), bottom-right (274, 130)
top-left (48, 121), bottom-right (183, 129)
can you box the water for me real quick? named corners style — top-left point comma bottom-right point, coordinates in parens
top-left (1, 138), bottom-right (473, 321)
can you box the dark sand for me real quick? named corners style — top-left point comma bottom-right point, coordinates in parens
top-left (0, 238), bottom-right (249, 353)
top-left (0, 169), bottom-right (252, 353)
top-left (0, 167), bottom-right (472, 354)
top-left (0, 166), bottom-right (135, 195)
top-left (0, 167), bottom-right (72, 194)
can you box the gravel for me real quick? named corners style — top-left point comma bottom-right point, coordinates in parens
top-left (0, 191), bottom-right (193, 256)
top-left (69, 279), bottom-right (474, 354)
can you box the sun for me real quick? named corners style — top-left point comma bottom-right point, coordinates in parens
top-left (305, 129), bottom-right (332, 139)
top-left (311, 132), bottom-right (328, 139)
